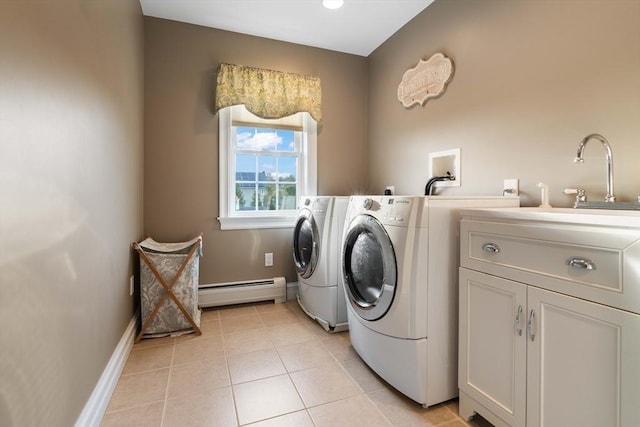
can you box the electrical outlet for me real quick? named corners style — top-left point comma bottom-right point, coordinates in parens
top-left (504, 178), bottom-right (519, 196)
top-left (129, 275), bottom-right (134, 296)
top-left (265, 253), bottom-right (273, 267)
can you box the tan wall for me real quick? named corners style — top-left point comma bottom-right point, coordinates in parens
top-left (368, 0), bottom-right (640, 207)
top-left (144, 18), bottom-right (368, 284)
top-left (0, 1), bottom-right (144, 425)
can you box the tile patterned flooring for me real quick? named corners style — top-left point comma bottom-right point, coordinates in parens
top-left (101, 300), bottom-right (492, 427)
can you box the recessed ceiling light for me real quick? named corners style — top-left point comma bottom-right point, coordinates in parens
top-left (322, 0), bottom-right (344, 10)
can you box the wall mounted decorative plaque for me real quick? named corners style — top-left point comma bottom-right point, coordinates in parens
top-left (397, 52), bottom-right (454, 108)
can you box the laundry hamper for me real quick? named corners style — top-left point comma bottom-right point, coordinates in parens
top-left (132, 234), bottom-right (203, 342)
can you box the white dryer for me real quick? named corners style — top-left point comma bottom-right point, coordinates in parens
top-left (342, 195), bottom-right (519, 407)
top-left (293, 196), bottom-right (349, 332)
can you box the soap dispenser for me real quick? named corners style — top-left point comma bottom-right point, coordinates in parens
top-left (537, 182), bottom-right (552, 208)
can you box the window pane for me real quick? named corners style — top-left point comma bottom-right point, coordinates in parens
top-left (280, 184), bottom-right (297, 210)
top-left (236, 154), bottom-right (256, 181)
top-left (278, 130), bottom-right (296, 152)
top-left (236, 183), bottom-right (256, 211)
top-left (279, 156), bottom-right (297, 182)
top-left (258, 183), bottom-right (277, 210)
top-left (236, 127), bottom-right (274, 150)
top-left (235, 127), bottom-right (256, 150)
top-left (258, 155), bottom-right (276, 181)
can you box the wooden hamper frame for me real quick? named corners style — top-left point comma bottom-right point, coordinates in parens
top-left (132, 234), bottom-right (203, 343)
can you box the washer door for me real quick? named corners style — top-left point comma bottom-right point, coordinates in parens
top-left (293, 210), bottom-right (319, 279)
top-left (342, 214), bottom-right (397, 321)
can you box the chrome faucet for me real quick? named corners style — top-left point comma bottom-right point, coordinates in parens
top-left (574, 133), bottom-right (615, 202)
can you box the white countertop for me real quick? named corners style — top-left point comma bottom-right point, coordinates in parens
top-left (460, 207), bottom-right (640, 228)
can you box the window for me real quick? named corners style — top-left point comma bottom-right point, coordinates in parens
top-left (218, 105), bottom-right (317, 230)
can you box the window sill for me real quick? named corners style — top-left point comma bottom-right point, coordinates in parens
top-left (218, 215), bottom-right (297, 230)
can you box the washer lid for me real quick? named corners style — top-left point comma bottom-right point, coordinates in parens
top-left (293, 210), bottom-right (319, 279)
top-left (342, 214), bottom-right (397, 321)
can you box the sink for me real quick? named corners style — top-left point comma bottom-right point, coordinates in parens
top-left (574, 201), bottom-right (640, 211)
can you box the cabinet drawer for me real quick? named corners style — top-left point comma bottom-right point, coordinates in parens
top-left (461, 219), bottom-right (640, 314)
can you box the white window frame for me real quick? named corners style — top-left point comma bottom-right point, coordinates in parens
top-left (218, 105), bottom-right (317, 230)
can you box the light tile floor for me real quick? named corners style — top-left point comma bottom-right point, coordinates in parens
top-left (101, 300), bottom-right (492, 427)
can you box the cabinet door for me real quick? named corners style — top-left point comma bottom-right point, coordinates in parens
top-left (527, 287), bottom-right (640, 427)
top-left (459, 268), bottom-right (527, 427)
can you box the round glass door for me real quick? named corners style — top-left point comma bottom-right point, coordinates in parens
top-left (293, 210), bottom-right (318, 279)
top-left (342, 214), bottom-right (397, 321)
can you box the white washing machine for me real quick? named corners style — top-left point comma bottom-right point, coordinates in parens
top-left (342, 195), bottom-right (519, 407)
top-left (293, 196), bottom-right (349, 332)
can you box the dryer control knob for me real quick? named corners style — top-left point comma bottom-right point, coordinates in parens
top-left (304, 198), bottom-right (311, 206)
top-left (362, 198), bottom-right (373, 210)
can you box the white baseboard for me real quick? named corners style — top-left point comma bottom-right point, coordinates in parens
top-left (75, 312), bottom-right (138, 427)
top-left (198, 277), bottom-right (286, 308)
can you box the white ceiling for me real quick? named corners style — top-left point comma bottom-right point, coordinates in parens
top-left (139, 0), bottom-right (434, 57)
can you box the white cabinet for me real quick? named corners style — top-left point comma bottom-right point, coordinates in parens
top-left (459, 269), bottom-right (527, 427)
top-left (458, 209), bottom-right (640, 427)
top-left (526, 285), bottom-right (639, 427)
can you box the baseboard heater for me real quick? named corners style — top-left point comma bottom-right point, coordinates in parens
top-left (198, 277), bottom-right (286, 308)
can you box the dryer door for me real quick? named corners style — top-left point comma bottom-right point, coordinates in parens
top-left (293, 210), bottom-right (319, 279)
top-left (342, 214), bottom-right (397, 321)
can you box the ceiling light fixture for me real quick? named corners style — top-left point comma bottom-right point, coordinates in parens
top-left (322, 0), bottom-right (344, 10)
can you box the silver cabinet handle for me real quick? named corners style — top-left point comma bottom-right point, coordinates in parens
top-left (567, 256), bottom-right (596, 270)
top-left (515, 305), bottom-right (523, 336)
top-left (528, 309), bottom-right (536, 341)
top-left (482, 243), bottom-right (500, 254)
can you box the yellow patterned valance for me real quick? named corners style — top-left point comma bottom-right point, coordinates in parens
top-left (214, 63), bottom-right (322, 123)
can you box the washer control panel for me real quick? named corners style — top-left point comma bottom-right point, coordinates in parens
top-left (348, 195), bottom-right (415, 226)
top-left (301, 196), bottom-right (330, 215)
top-left (383, 197), bottom-right (413, 224)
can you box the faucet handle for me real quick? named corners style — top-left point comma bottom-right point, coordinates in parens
top-left (563, 188), bottom-right (587, 206)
